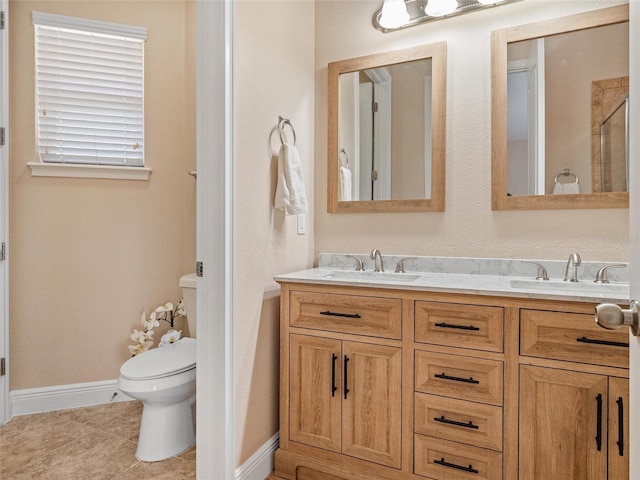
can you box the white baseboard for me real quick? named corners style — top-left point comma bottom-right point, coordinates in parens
top-left (235, 432), bottom-right (279, 480)
top-left (9, 379), bottom-right (133, 417)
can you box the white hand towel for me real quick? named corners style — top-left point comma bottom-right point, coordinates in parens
top-left (552, 181), bottom-right (581, 194)
top-left (274, 143), bottom-right (308, 215)
top-left (339, 166), bottom-right (352, 201)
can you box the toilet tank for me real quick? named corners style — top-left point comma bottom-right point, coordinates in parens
top-left (179, 273), bottom-right (197, 337)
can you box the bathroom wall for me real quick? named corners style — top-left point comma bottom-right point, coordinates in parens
top-left (9, 0), bottom-right (196, 389)
top-left (315, 0), bottom-right (630, 263)
top-left (234, 0), bottom-right (315, 465)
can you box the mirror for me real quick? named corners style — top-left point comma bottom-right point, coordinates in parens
top-left (491, 5), bottom-right (629, 210)
top-left (327, 42), bottom-right (446, 213)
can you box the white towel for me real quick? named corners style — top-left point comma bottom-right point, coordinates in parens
top-left (552, 181), bottom-right (581, 195)
top-left (274, 143), bottom-right (308, 215)
top-left (339, 166), bottom-right (352, 201)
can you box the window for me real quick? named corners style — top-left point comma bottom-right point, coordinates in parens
top-left (30, 12), bottom-right (148, 179)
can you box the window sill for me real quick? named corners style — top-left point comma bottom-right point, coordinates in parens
top-left (27, 162), bottom-right (152, 180)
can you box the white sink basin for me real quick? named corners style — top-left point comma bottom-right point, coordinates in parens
top-left (510, 279), bottom-right (629, 296)
top-left (323, 271), bottom-right (421, 282)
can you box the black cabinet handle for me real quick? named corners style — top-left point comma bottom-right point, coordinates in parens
top-left (343, 356), bottom-right (350, 400)
top-left (331, 354), bottom-right (338, 397)
top-left (434, 458), bottom-right (479, 474)
top-left (320, 310), bottom-right (361, 319)
top-left (435, 373), bottom-right (480, 384)
top-left (434, 322), bottom-right (480, 331)
top-left (617, 396), bottom-right (625, 457)
top-left (596, 393), bottom-right (603, 451)
top-left (576, 336), bottom-right (629, 348)
top-left (434, 415), bottom-right (479, 430)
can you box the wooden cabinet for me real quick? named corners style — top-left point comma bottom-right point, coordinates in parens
top-left (274, 282), bottom-right (629, 480)
top-left (519, 307), bottom-right (629, 480)
top-left (287, 292), bottom-right (403, 469)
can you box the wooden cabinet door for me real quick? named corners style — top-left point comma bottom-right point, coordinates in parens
top-left (519, 365), bottom-right (608, 480)
top-left (342, 341), bottom-right (402, 468)
top-left (289, 334), bottom-right (342, 452)
top-left (608, 377), bottom-right (629, 480)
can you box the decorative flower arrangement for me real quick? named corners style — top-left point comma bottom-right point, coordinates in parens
top-left (128, 300), bottom-right (186, 356)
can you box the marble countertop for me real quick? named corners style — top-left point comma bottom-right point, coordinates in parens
top-left (274, 254), bottom-right (630, 304)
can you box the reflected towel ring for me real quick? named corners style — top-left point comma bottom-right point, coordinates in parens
top-left (339, 148), bottom-right (350, 168)
top-left (554, 168), bottom-right (579, 184)
top-left (278, 116), bottom-right (297, 146)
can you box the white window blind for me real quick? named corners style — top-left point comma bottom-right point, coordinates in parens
top-left (33, 12), bottom-right (147, 167)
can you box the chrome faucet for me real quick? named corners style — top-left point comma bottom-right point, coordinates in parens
top-left (371, 248), bottom-right (384, 272)
top-left (563, 253), bottom-right (582, 282)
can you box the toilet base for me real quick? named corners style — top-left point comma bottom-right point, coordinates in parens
top-left (135, 396), bottom-right (195, 462)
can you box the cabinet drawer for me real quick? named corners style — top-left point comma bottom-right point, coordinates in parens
top-left (415, 435), bottom-right (502, 480)
top-left (520, 309), bottom-right (629, 368)
top-left (415, 393), bottom-right (503, 451)
top-left (290, 290), bottom-right (402, 339)
top-left (415, 301), bottom-right (503, 352)
top-left (415, 351), bottom-right (503, 406)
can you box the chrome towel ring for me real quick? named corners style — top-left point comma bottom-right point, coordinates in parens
top-left (278, 116), bottom-right (297, 146)
top-left (554, 168), bottom-right (578, 184)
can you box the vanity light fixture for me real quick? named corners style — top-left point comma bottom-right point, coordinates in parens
top-left (373, 0), bottom-right (520, 33)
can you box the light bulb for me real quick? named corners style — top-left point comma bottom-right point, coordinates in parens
top-left (425, 0), bottom-right (458, 17)
top-left (379, 0), bottom-right (410, 29)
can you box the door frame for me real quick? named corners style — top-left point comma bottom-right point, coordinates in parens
top-left (195, 0), bottom-right (235, 477)
top-left (0, 0), bottom-right (9, 426)
top-left (628, 2), bottom-right (639, 478)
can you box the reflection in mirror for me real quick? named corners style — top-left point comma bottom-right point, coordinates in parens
top-left (492, 5), bottom-right (629, 210)
top-left (328, 42), bottom-right (446, 213)
top-left (339, 58), bottom-right (432, 202)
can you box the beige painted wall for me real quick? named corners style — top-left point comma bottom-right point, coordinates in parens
top-left (9, 0), bottom-right (196, 390)
top-left (315, 0), bottom-right (629, 263)
top-left (234, 0), bottom-right (315, 465)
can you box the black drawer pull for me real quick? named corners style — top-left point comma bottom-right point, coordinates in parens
top-left (343, 355), bottom-right (350, 400)
top-left (434, 322), bottom-right (480, 331)
top-left (576, 336), bottom-right (629, 348)
top-left (617, 396), bottom-right (624, 457)
top-left (331, 354), bottom-right (338, 397)
top-left (320, 310), bottom-right (361, 319)
top-left (596, 393), bottom-right (603, 451)
top-left (434, 415), bottom-right (479, 429)
top-left (434, 458), bottom-right (479, 474)
top-left (435, 373), bottom-right (480, 384)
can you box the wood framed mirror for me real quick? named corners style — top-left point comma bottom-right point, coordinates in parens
top-left (327, 42), bottom-right (446, 213)
top-left (491, 5), bottom-right (629, 210)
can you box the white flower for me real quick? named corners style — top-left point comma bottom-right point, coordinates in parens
top-left (142, 312), bottom-right (160, 331)
top-left (159, 329), bottom-right (182, 347)
top-left (175, 299), bottom-right (186, 317)
top-left (128, 342), bottom-right (152, 356)
top-left (164, 302), bottom-right (174, 312)
top-left (131, 329), bottom-right (150, 343)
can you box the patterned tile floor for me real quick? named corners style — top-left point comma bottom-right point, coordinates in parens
top-left (0, 401), bottom-right (196, 479)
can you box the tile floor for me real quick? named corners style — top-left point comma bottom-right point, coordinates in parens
top-left (0, 401), bottom-right (196, 479)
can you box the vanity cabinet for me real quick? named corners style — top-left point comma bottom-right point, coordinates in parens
top-left (289, 333), bottom-right (402, 468)
top-left (519, 366), bottom-right (628, 480)
top-left (518, 308), bottom-right (629, 480)
top-left (273, 282), bottom-right (629, 480)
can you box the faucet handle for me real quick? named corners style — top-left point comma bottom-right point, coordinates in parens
top-left (594, 264), bottom-right (626, 284)
top-left (346, 255), bottom-right (365, 271)
top-left (522, 261), bottom-right (549, 281)
top-left (395, 257), bottom-right (417, 273)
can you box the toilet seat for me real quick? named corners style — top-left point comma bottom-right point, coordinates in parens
top-left (120, 337), bottom-right (196, 381)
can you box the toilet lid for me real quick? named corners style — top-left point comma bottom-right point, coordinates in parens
top-left (120, 337), bottom-right (196, 380)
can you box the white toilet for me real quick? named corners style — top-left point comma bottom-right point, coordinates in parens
top-left (118, 273), bottom-right (197, 462)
